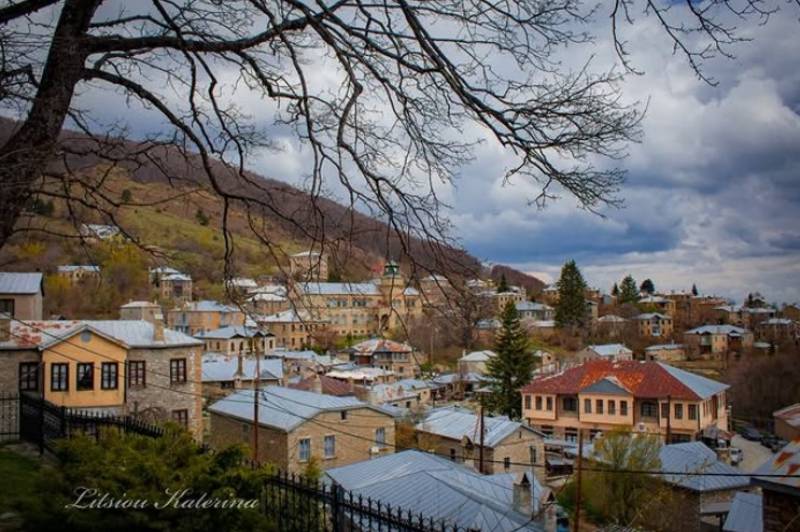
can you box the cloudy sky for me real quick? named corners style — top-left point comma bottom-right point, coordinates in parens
top-left (244, 7), bottom-right (800, 304)
top-left (446, 11), bottom-right (800, 304)
top-left (38, 2), bottom-right (798, 304)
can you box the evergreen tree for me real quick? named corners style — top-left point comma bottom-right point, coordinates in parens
top-left (640, 278), bottom-right (655, 294)
top-left (486, 301), bottom-right (533, 419)
top-left (691, 283), bottom-right (698, 296)
top-left (496, 273), bottom-right (509, 293)
top-left (619, 275), bottom-right (639, 304)
top-left (611, 282), bottom-right (619, 297)
top-left (554, 260), bottom-right (588, 329)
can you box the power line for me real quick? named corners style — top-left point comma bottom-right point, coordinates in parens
top-left (6, 319), bottom-right (798, 478)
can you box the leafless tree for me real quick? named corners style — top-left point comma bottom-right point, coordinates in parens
top-left (0, 0), bottom-right (793, 280)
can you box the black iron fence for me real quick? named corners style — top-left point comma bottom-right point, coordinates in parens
top-left (2, 392), bottom-right (164, 453)
top-left (263, 470), bottom-right (465, 532)
top-left (0, 393), bottom-right (467, 531)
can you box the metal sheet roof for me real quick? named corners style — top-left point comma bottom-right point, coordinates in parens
top-left (658, 442), bottom-right (750, 492)
top-left (207, 386), bottom-right (385, 431)
top-left (202, 355), bottom-right (283, 382)
top-left (753, 438), bottom-right (800, 491)
top-left (723, 491), bottom-right (762, 532)
top-left (57, 265), bottom-right (100, 272)
top-left (460, 350), bottom-right (497, 362)
top-left (195, 325), bottom-right (269, 340)
top-left (325, 450), bottom-right (544, 531)
top-left (657, 363), bottom-right (729, 400)
top-left (179, 300), bottom-right (239, 313)
top-left (299, 282), bottom-right (380, 296)
top-left (587, 344), bottom-right (633, 357)
top-left (1, 320), bottom-right (202, 349)
top-left (685, 325), bottom-right (749, 335)
top-left (0, 272), bottom-right (42, 294)
top-left (417, 407), bottom-right (539, 448)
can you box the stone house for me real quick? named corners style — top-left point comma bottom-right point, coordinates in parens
top-left (195, 326), bottom-right (275, 357)
top-left (255, 309), bottom-right (327, 349)
top-left (166, 300), bottom-right (245, 336)
top-left (683, 325), bottom-right (754, 358)
top-left (756, 318), bottom-right (797, 344)
top-left (0, 272), bottom-right (43, 320)
top-left (575, 343), bottom-right (634, 363)
top-left (634, 312), bottom-right (674, 338)
top-left (515, 301), bottom-right (554, 321)
top-left (593, 314), bottom-right (629, 338)
top-left (0, 318), bottom-right (204, 438)
top-left (289, 262), bottom-right (422, 337)
top-left (56, 265), bottom-right (101, 285)
top-left (414, 406), bottom-right (546, 482)
top-left (344, 338), bottom-right (419, 378)
top-left (644, 343), bottom-right (687, 362)
top-left (119, 301), bottom-right (163, 322)
top-left (207, 386), bottom-right (395, 473)
top-left (149, 267), bottom-right (193, 303)
top-left (457, 349), bottom-right (497, 375)
top-left (521, 360), bottom-right (729, 443)
top-left (638, 295), bottom-right (677, 316)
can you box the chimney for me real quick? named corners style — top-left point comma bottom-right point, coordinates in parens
top-left (311, 373), bottom-right (322, 394)
top-left (512, 472), bottom-right (533, 516)
top-left (236, 352), bottom-right (244, 378)
top-left (0, 313), bottom-right (10, 342)
top-left (153, 312), bottom-right (165, 342)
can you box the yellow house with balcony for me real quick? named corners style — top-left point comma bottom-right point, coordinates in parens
top-left (521, 360), bottom-right (729, 443)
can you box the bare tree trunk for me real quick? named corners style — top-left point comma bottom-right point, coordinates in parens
top-left (0, 0), bottom-right (99, 247)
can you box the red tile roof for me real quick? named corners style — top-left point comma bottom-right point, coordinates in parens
top-left (521, 360), bottom-right (710, 400)
top-left (289, 375), bottom-right (355, 397)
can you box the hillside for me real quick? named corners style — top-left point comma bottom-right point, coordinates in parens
top-left (0, 118), bottom-right (507, 293)
top-left (490, 264), bottom-right (546, 297)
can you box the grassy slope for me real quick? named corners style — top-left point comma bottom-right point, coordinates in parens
top-left (0, 447), bottom-right (41, 515)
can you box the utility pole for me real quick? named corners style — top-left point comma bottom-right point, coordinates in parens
top-left (666, 394), bottom-right (672, 444)
top-left (478, 397), bottom-right (485, 474)
top-left (574, 429), bottom-right (584, 532)
top-left (252, 339), bottom-right (260, 463)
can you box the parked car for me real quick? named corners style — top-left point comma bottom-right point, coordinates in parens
top-left (729, 447), bottom-right (743, 466)
top-left (768, 439), bottom-right (788, 453)
top-left (739, 426), bottom-right (762, 441)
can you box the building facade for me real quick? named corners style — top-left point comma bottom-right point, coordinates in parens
top-left (521, 360), bottom-right (729, 443)
top-left (0, 272), bottom-right (43, 321)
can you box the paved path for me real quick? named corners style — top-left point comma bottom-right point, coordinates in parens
top-left (731, 434), bottom-right (774, 472)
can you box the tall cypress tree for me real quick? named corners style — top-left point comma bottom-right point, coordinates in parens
top-left (611, 282), bottom-right (619, 297)
top-left (555, 260), bottom-right (588, 329)
top-left (691, 283), bottom-right (698, 296)
top-left (619, 275), bottom-right (639, 304)
top-left (640, 278), bottom-right (655, 294)
top-left (496, 273), bottom-right (509, 293)
top-left (486, 301), bottom-right (533, 419)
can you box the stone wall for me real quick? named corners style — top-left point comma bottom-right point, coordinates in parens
top-left (127, 345), bottom-right (203, 439)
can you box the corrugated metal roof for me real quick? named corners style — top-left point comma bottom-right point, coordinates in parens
top-left (685, 325), bottom-right (749, 335)
top-left (516, 302), bottom-right (552, 311)
top-left (645, 343), bottom-right (685, 351)
top-left (587, 344), bottom-right (633, 357)
top-left (635, 313), bottom-right (671, 320)
top-left (207, 386), bottom-right (385, 431)
top-left (1, 320), bottom-right (202, 349)
top-left (753, 437), bottom-right (800, 491)
top-left (351, 338), bottom-right (412, 355)
top-left (180, 300), bottom-right (239, 313)
top-left (460, 350), bottom-right (497, 362)
top-left (659, 442), bottom-right (750, 492)
top-left (195, 325), bottom-right (269, 340)
top-left (202, 355), bottom-right (283, 382)
top-left (325, 450), bottom-right (544, 531)
top-left (57, 265), bottom-right (100, 272)
top-left (120, 300), bottom-right (160, 309)
top-left (0, 272), bottom-right (42, 294)
top-left (723, 491), bottom-right (762, 532)
top-left (417, 407), bottom-right (539, 448)
top-left (656, 363), bottom-right (729, 400)
top-left (299, 282), bottom-right (380, 295)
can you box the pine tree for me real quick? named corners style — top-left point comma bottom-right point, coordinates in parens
top-left (486, 301), bottom-right (533, 419)
top-left (554, 260), bottom-right (588, 329)
top-left (496, 273), bottom-right (509, 293)
top-left (619, 275), bottom-right (639, 304)
top-left (640, 278), bottom-right (655, 294)
top-left (691, 283), bottom-right (698, 296)
top-left (611, 282), bottom-right (619, 297)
